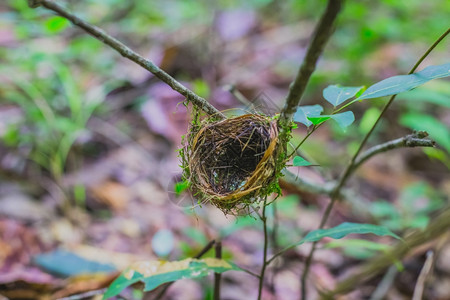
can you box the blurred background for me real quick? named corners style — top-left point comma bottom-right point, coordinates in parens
top-left (0, 0), bottom-right (449, 299)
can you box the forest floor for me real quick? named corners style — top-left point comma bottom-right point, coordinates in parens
top-left (0, 2), bottom-right (449, 299)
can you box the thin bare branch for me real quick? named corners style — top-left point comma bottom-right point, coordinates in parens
top-left (28, 0), bottom-right (225, 119)
top-left (280, 169), bottom-right (335, 195)
top-left (412, 250), bottom-right (434, 300)
top-left (368, 266), bottom-right (398, 300)
top-left (281, 130), bottom-right (435, 200)
top-left (257, 198), bottom-right (269, 300)
top-left (353, 130), bottom-right (435, 171)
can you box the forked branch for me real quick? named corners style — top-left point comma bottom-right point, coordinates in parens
top-left (300, 28), bottom-right (449, 300)
top-left (278, 0), bottom-right (343, 130)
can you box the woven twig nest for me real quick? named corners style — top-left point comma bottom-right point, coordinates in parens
top-left (181, 114), bottom-right (283, 214)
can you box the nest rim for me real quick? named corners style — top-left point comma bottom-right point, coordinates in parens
top-left (182, 113), bottom-right (283, 214)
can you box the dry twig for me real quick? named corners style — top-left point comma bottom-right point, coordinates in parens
top-left (27, 0), bottom-right (224, 119)
top-left (412, 250), bottom-right (435, 300)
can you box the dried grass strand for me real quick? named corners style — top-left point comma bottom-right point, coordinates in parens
top-left (183, 114), bottom-right (281, 214)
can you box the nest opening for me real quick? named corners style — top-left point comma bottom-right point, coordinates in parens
top-left (182, 114), bottom-right (282, 214)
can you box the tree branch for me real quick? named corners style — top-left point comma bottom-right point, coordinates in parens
top-left (267, 131), bottom-right (435, 267)
top-left (280, 169), bottom-right (335, 196)
top-left (27, 0), bottom-right (225, 119)
top-left (352, 130), bottom-right (435, 171)
top-left (321, 206), bottom-right (450, 299)
top-left (278, 0), bottom-right (343, 130)
top-left (300, 28), bottom-right (449, 300)
top-left (281, 130), bottom-right (435, 199)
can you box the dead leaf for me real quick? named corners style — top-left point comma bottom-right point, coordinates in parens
top-left (90, 181), bottom-right (130, 211)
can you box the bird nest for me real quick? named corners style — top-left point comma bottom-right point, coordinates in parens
top-left (181, 114), bottom-right (283, 214)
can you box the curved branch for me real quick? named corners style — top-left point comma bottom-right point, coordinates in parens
top-left (28, 0), bottom-right (225, 119)
top-left (280, 131), bottom-right (434, 198)
top-left (352, 130), bottom-right (435, 171)
top-left (280, 169), bottom-right (334, 195)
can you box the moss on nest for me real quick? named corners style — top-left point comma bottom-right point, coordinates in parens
top-left (181, 113), bottom-right (285, 215)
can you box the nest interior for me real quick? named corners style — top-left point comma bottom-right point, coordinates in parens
top-left (184, 114), bottom-right (281, 213)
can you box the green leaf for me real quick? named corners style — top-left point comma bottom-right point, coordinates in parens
top-left (359, 107), bottom-right (381, 134)
top-left (301, 222), bottom-right (401, 242)
top-left (307, 115), bottom-right (330, 125)
top-left (293, 105), bottom-right (323, 126)
top-left (2, 126), bottom-right (20, 146)
top-left (275, 223), bottom-right (401, 261)
top-left (370, 201), bottom-right (400, 219)
top-left (324, 238), bottom-right (391, 259)
top-left (323, 85), bottom-right (364, 106)
top-left (103, 258), bottom-right (240, 299)
top-left (356, 63), bottom-right (450, 101)
top-left (174, 180), bottom-right (190, 196)
top-left (220, 215), bottom-right (259, 236)
top-left (293, 156), bottom-right (313, 167)
top-left (192, 79), bottom-right (210, 98)
top-left (307, 111), bottom-right (355, 129)
top-left (330, 111), bottom-right (355, 129)
top-left (325, 238), bottom-right (391, 252)
top-left (182, 227), bottom-right (208, 245)
top-left (397, 85), bottom-right (450, 108)
top-left (44, 16), bottom-right (70, 34)
top-left (423, 148), bottom-right (450, 169)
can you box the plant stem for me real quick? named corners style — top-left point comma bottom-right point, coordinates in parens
top-left (288, 125), bottom-right (318, 157)
top-left (278, 0), bottom-right (343, 133)
top-left (300, 28), bottom-right (449, 300)
top-left (334, 28), bottom-right (449, 115)
top-left (271, 202), bottom-right (280, 254)
top-left (269, 202), bottom-right (281, 297)
top-left (214, 240), bottom-right (222, 300)
top-left (257, 199), bottom-right (269, 300)
top-left (27, 0), bottom-right (224, 119)
top-left (266, 130), bottom-right (435, 266)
